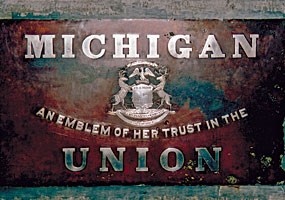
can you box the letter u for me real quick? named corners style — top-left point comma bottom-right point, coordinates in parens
top-left (62, 147), bottom-right (89, 172)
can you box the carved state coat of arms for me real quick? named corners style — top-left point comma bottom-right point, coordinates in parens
top-left (109, 61), bottom-right (175, 127)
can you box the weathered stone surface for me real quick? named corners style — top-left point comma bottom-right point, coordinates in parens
top-left (0, 0), bottom-right (284, 199)
top-left (0, 186), bottom-right (285, 199)
top-left (0, 0), bottom-right (284, 19)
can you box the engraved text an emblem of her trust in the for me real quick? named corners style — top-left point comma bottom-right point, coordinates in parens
top-left (109, 61), bottom-right (175, 127)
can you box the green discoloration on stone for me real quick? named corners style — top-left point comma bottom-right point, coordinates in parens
top-left (12, 12), bottom-right (60, 20)
top-left (261, 156), bottom-right (272, 168)
top-left (281, 118), bottom-right (285, 170)
top-left (250, 152), bottom-right (256, 157)
top-left (31, 58), bottom-right (116, 84)
top-left (226, 176), bottom-right (238, 185)
top-left (168, 76), bottom-right (236, 119)
top-left (1, 186), bottom-right (284, 199)
top-left (277, 180), bottom-right (285, 185)
top-left (183, 159), bottom-right (196, 171)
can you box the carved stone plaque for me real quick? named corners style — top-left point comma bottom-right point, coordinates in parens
top-left (0, 20), bottom-right (284, 186)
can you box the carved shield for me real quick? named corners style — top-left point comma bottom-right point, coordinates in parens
top-left (131, 84), bottom-right (153, 109)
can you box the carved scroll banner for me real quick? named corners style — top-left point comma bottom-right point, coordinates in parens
top-left (0, 20), bottom-right (284, 186)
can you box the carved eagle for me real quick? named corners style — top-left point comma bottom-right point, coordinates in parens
top-left (129, 67), bottom-right (155, 81)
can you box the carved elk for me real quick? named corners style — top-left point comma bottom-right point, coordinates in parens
top-left (154, 69), bottom-right (172, 109)
top-left (112, 70), bottom-right (131, 111)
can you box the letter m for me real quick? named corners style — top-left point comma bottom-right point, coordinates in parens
top-left (25, 35), bottom-right (56, 58)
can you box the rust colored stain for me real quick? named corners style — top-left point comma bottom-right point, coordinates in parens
top-left (0, 20), bottom-right (284, 186)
